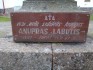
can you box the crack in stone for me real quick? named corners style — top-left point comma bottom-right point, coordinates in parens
top-left (51, 43), bottom-right (53, 70)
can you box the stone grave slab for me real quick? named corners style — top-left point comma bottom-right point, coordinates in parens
top-left (11, 12), bottom-right (90, 42)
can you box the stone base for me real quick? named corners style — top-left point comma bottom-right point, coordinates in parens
top-left (0, 22), bottom-right (93, 70)
top-left (0, 37), bottom-right (93, 70)
top-left (52, 37), bottom-right (93, 70)
top-left (0, 38), bottom-right (52, 70)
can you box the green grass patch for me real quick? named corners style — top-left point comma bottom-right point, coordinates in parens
top-left (0, 16), bottom-right (10, 22)
top-left (90, 14), bottom-right (93, 20)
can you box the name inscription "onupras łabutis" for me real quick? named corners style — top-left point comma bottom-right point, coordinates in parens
top-left (11, 12), bottom-right (90, 42)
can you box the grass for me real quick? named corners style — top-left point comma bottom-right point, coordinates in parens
top-left (0, 16), bottom-right (10, 22)
top-left (90, 14), bottom-right (93, 20)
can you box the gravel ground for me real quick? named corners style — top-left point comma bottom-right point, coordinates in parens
top-left (88, 21), bottom-right (93, 39)
top-left (0, 21), bottom-right (12, 38)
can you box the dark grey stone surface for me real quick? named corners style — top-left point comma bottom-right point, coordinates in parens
top-left (21, 0), bottom-right (81, 12)
top-left (52, 37), bottom-right (93, 70)
top-left (0, 37), bottom-right (52, 70)
top-left (53, 52), bottom-right (93, 70)
top-left (0, 52), bottom-right (52, 70)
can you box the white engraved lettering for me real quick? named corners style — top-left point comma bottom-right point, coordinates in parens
top-left (28, 21), bottom-right (39, 26)
top-left (18, 28), bottom-right (48, 35)
top-left (17, 22), bottom-right (26, 26)
top-left (45, 15), bottom-right (55, 20)
top-left (42, 21), bottom-right (62, 27)
top-left (53, 29), bottom-right (80, 35)
top-left (65, 22), bottom-right (83, 28)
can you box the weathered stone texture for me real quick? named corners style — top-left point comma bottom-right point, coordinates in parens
top-left (0, 52), bottom-right (52, 70)
top-left (21, 0), bottom-right (81, 12)
top-left (53, 38), bottom-right (93, 70)
top-left (53, 53), bottom-right (93, 70)
top-left (0, 38), bottom-right (52, 70)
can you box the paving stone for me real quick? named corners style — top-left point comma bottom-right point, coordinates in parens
top-left (88, 21), bottom-right (93, 39)
top-left (0, 22), bottom-right (12, 38)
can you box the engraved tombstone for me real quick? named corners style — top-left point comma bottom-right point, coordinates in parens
top-left (11, 0), bottom-right (90, 42)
